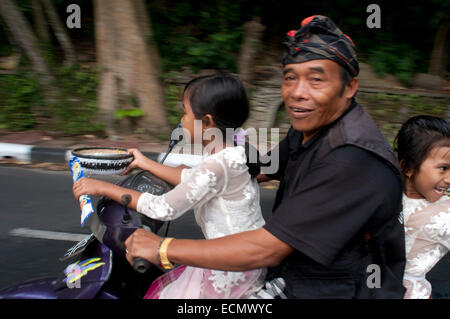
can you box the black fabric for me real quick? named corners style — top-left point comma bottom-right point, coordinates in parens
top-left (266, 145), bottom-right (400, 264)
top-left (263, 100), bottom-right (406, 298)
top-left (283, 15), bottom-right (359, 76)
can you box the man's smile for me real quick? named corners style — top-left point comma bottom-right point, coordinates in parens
top-left (288, 105), bottom-right (314, 119)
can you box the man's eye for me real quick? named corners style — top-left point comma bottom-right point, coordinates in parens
top-left (438, 166), bottom-right (448, 171)
top-left (284, 75), bottom-right (295, 81)
top-left (311, 77), bottom-right (322, 82)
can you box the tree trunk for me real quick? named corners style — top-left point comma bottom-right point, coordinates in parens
top-left (428, 17), bottom-right (449, 77)
top-left (94, 0), bottom-right (169, 136)
top-left (0, 0), bottom-right (54, 88)
top-left (32, 0), bottom-right (51, 44)
top-left (41, 0), bottom-right (77, 66)
top-left (134, 0), bottom-right (163, 75)
top-left (238, 18), bottom-right (266, 89)
top-left (94, 0), bottom-right (119, 136)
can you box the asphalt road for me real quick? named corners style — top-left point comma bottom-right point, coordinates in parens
top-left (0, 166), bottom-right (448, 298)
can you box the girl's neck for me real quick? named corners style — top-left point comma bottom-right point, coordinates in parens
top-left (404, 180), bottom-right (425, 200)
top-left (203, 137), bottom-right (233, 155)
top-left (404, 192), bottom-right (426, 200)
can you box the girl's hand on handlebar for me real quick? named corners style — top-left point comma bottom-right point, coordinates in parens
top-left (121, 148), bottom-right (148, 175)
top-left (72, 177), bottom-right (108, 200)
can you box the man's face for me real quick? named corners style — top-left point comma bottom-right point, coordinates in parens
top-left (281, 59), bottom-right (357, 143)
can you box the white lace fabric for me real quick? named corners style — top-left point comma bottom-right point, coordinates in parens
top-left (137, 146), bottom-right (265, 237)
top-left (136, 146), bottom-right (266, 297)
top-left (402, 194), bottom-right (450, 299)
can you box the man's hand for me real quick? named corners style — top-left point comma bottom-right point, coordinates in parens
top-left (125, 228), bottom-right (162, 266)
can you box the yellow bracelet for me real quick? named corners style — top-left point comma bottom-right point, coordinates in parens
top-left (158, 237), bottom-right (175, 270)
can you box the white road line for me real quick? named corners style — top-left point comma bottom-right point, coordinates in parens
top-left (9, 228), bottom-right (89, 242)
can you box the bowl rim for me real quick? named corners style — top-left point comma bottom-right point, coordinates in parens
top-left (71, 147), bottom-right (133, 160)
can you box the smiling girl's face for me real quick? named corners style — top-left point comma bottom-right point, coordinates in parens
top-left (405, 145), bottom-right (450, 202)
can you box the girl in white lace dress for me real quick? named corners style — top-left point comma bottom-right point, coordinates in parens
top-left (394, 115), bottom-right (450, 299)
top-left (73, 74), bottom-right (266, 298)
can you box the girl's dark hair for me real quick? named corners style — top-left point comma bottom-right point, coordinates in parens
top-left (394, 115), bottom-right (450, 176)
top-left (184, 73), bottom-right (249, 131)
top-left (184, 73), bottom-right (260, 177)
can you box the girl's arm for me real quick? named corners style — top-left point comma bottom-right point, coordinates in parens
top-left (136, 160), bottom-right (226, 221)
top-left (73, 158), bottom-right (226, 222)
top-left (135, 159), bottom-right (189, 186)
top-left (122, 148), bottom-right (190, 185)
top-left (73, 178), bottom-right (143, 211)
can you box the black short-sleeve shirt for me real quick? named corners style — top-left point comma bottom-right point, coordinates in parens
top-left (263, 126), bottom-right (404, 298)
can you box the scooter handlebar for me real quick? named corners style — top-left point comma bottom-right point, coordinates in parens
top-left (133, 257), bottom-right (152, 274)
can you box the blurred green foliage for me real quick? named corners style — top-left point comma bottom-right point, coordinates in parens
top-left (147, 0), bottom-right (450, 84)
top-left (0, 65), bottom-right (103, 135)
top-left (366, 42), bottom-right (425, 86)
top-left (165, 83), bottom-right (184, 127)
top-left (114, 94), bottom-right (145, 121)
top-left (47, 65), bottom-right (103, 135)
top-left (114, 109), bottom-right (145, 120)
top-left (148, 0), bottom-right (257, 72)
top-left (0, 0), bottom-right (448, 136)
top-left (0, 73), bottom-right (39, 130)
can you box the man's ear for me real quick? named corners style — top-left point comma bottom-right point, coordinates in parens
top-left (344, 76), bottom-right (359, 99)
top-left (202, 114), bottom-right (215, 129)
top-left (399, 159), bottom-right (406, 171)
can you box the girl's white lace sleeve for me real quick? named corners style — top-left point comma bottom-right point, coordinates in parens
top-left (137, 159), bottom-right (226, 221)
top-left (181, 167), bottom-right (194, 182)
top-left (429, 199), bottom-right (450, 250)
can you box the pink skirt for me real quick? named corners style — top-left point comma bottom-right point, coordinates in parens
top-left (144, 265), bottom-right (266, 299)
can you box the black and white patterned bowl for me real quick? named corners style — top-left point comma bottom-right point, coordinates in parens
top-left (68, 147), bottom-right (134, 175)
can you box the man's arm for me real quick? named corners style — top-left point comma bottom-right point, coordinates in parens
top-left (256, 174), bottom-right (272, 183)
top-left (125, 227), bottom-right (294, 271)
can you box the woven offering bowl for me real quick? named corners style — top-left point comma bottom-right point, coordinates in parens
top-left (69, 147), bottom-right (134, 175)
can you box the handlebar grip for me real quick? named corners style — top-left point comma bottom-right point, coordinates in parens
top-left (133, 257), bottom-right (151, 273)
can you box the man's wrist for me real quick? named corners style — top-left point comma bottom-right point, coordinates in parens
top-left (158, 237), bottom-right (175, 269)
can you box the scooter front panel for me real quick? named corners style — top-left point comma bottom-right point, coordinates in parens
top-left (55, 241), bottom-right (113, 299)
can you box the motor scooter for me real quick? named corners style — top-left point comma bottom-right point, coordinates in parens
top-left (0, 128), bottom-right (182, 299)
